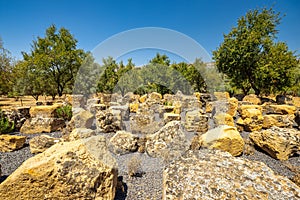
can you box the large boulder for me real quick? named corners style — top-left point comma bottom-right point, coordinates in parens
top-left (3, 106), bottom-right (30, 131)
top-left (227, 97), bottom-right (239, 116)
top-left (20, 105), bottom-right (65, 134)
top-left (292, 97), bottom-right (300, 107)
top-left (0, 135), bottom-right (26, 152)
top-left (29, 105), bottom-right (61, 118)
top-left (163, 149), bottom-right (300, 199)
top-left (72, 110), bottom-right (94, 129)
top-left (263, 114), bottom-right (295, 128)
top-left (249, 127), bottom-right (300, 160)
top-left (180, 95), bottom-right (201, 111)
top-left (0, 135), bottom-right (117, 199)
top-left (163, 113), bottom-right (181, 124)
top-left (29, 134), bottom-right (61, 154)
top-left (264, 104), bottom-right (296, 115)
top-left (62, 109), bottom-right (95, 140)
top-left (96, 109), bottom-right (123, 133)
top-left (149, 92), bottom-right (162, 102)
top-left (130, 108), bottom-right (162, 134)
top-left (237, 105), bottom-right (263, 132)
top-left (109, 131), bottom-right (138, 155)
top-left (213, 91), bottom-right (230, 100)
top-left (184, 109), bottom-right (208, 134)
top-left (213, 112), bottom-right (234, 127)
top-left (109, 105), bottom-right (130, 121)
top-left (242, 94), bottom-right (261, 105)
top-left (146, 121), bottom-right (188, 159)
top-left (20, 118), bottom-right (65, 134)
top-left (198, 125), bottom-right (244, 156)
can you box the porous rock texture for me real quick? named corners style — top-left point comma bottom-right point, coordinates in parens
top-left (109, 131), bottom-right (138, 155)
top-left (163, 149), bottom-right (300, 200)
top-left (68, 128), bottom-right (96, 141)
top-left (184, 109), bottom-right (208, 134)
top-left (29, 134), bottom-right (61, 154)
top-left (0, 134), bottom-right (26, 152)
top-left (264, 104), bottom-right (297, 115)
top-left (249, 127), bottom-right (300, 160)
top-left (96, 109), bottom-right (123, 133)
top-left (198, 125), bottom-right (244, 156)
top-left (62, 109), bottom-right (95, 140)
top-left (263, 114), bottom-right (295, 128)
top-left (146, 121), bottom-right (188, 159)
top-left (238, 105), bottom-right (264, 131)
top-left (242, 94), bottom-right (261, 105)
top-left (0, 135), bottom-right (118, 200)
top-left (20, 104), bottom-right (65, 134)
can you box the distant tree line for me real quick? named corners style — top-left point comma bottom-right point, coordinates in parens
top-left (1, 7), bottom-right (300, 99)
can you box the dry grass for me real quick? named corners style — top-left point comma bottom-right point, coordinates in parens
top-left (0, 95), bottom-right (66, 109)
top-left (127, 154), bottom-right (143, 177)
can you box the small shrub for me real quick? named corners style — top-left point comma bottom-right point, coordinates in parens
top-left (56, 105), bottom-right (72, 121)
top-left (127, 155), bottom-right (143, 177)
top-left (0, 110), bottom-right (15, 134)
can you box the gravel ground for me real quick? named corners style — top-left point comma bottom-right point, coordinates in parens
top-left (0, 130), bottom-right (299, 200)
top-left (0, 131), bottom-right (62, 178)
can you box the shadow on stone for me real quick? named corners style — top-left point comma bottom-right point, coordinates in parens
top-left (114, 176), bottom-right (128, 200)
top-left (0, 175), bottom-right (8, 184)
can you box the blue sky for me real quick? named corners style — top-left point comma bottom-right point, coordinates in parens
top-left (0, 0), bottom-right (299, 65)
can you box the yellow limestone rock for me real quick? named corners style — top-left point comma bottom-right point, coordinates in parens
top-left (249, 127), bottom-right (300, 160)
top-left (149, 92), bottom-right (162, 101)
top-left (213, 91), bottom-right (230, 100)
top-left (214, 113), bottom-right (234, 126)
top-left (292, 97), bottom-right (300, 107)
top-left (129, 102), bottom-right (139, 113)
top-left (0, 135), bottom-right (26, 152)
top-left (242, 94), bottom-right (261, 105)
top-left (139, 94), bottom-right (147, 103)
top-left (239, 106), bottom-right (263, 132)
top-left (199, 125), bottom-right (245, 156)
top-left (163, 149), bottom-right (300, 199)
top-left (264, 104), bottom-right (296, 115)
top-left (163, 113), bottom-right (181, 124)
top-left (205, 102), bottom-right (213, 113)
top-left (0, 135), bottom-right (117, 199)
top-left (263, 114), bottom-right (295, 128)
top-left (227, 97), bottom-right (238, 116)
top-left (29, 104), bottom-right (61, 118)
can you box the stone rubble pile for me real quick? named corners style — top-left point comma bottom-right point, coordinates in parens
top-left (0, 92), bottom-right (299, 199)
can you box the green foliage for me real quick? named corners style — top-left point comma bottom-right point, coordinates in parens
top-left (100, 53), bottom-right (213, 96)
top-left (0, 110), bottom-right (14, 134)
top-left (213, 7), bottom-right (298, 95)
top-left (97, 57), bottom-right (134, 95)
top-left (56, 105), bottom-right (72, 121)
top-left (0, 38), bottom-right (14, 95)
top-left (73, 52), bottom-right (102, 96)
top-left (16, 25), bottom-right (87, 98)
top-left (149, 53), bottom-right (170, 66)
top-left (171, 60), bottom-right (207, 93)
top-left (289, 62), bottom-right (300, 96)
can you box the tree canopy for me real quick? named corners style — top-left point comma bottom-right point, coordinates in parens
top-left (0, 38), bottom-right (13, 95)
top-left (15, 25), bottom-right (87, 99)
top-left (213, 8), bottom-right (298, 95)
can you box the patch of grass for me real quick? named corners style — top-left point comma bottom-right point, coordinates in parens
top-left (0, 110), bottom-right (14, 134)
top-left (56, 104), bottom-right (72, 121)
top-left (127, 155), bottom-right (143, 177)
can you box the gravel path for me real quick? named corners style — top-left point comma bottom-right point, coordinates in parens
top-left (0, 131), bottom-right (299, 200)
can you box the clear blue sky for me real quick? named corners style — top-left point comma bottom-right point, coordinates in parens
top-left (0, 0), bottom-right (299, 65)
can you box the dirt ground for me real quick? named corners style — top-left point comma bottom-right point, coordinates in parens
top-left (0, 95), bottom-right (67, 110)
